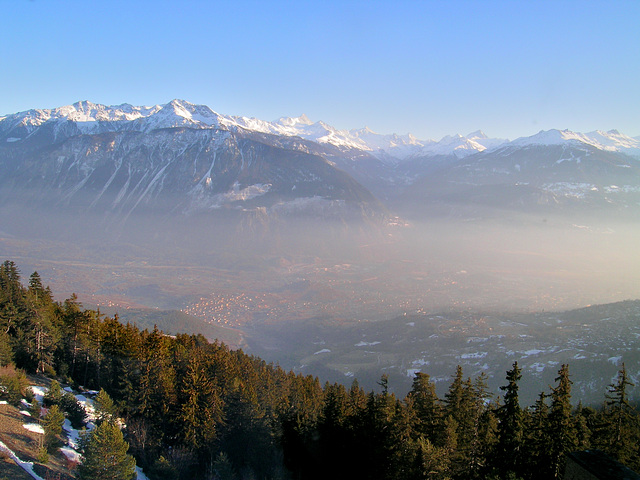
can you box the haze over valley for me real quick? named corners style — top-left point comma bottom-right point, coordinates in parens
top-left (1, 99), bottom-right (639, 402)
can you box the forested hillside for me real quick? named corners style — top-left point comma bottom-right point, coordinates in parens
top-left (0, 260), bottom-right (638, 479)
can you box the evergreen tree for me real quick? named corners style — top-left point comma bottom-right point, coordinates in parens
top-left (470, 373), bottom-right (496, 477)
top-left (43, 379), bottom-right (63, 407)
top-left (94, 388), bottom-right (119, 424)
top-left (494, 362), bottom-right (524, 478)
top-left (406, 372), bottom-right (443, 445)
top-left (548, 364), bottom-right (577, 480)
top-left (407, 436), bottom-right (451, 480)
top-left (30, 397), bottom-right (42, 420)
top-left (60, 294), bottom-right (91, 379)
top-left (42, 404), bottom-right (65, 451)
top-left (601, 364), bottom-right (640, 470)
top-left (0, 328), bottom-right (13, 366)
top-left (444, 366), bottom-right (481, 477)
top-left (523, 392), bottom-right (551, 479)
top-left (573, 402), bottom-right (591, 451)
top-left (28, 271), bottom-right (52, 306)
top-left (98, 316), bottom-right (138, 402)
top-left (77, 420), bottom-right (137, 480)
top-left (177, 353), bottom-right (223, 452)
top-left (211, 451), bottom-right (237, 480)
top-left (60, 391), bottom-right (86, 429)
top-left (0, 261), bottom-right (22, 304)
top-left (316, 382), bottom-right (353, 478)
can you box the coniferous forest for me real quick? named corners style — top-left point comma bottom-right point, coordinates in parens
top-left (0, 260), bottom-right (639, 480)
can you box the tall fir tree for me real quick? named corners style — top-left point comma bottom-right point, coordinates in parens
top-left (177, 353), bottom-right (223, 453)
top-left (601, 364), bottom-right (640, 470)
top-left (524, 392), bottom-right (552, 479)
top-left (494, 361), bottom-right (524, 478)
top-left (548, 364), bottom-right (577, 480)
top-left (406, 372), bottom-right (443, 446)
top-left (77, 420), bottom-right (137, 480)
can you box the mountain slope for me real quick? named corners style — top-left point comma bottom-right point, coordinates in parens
top-left (0, 101), bottom-right (385, 229)
top-left (2, 102), bottom-right (639, 223)
top-left (399, 129), bottom-right (640, 218)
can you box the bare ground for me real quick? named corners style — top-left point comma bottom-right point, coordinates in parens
top-left (0, 376), bottom-right (77, 480)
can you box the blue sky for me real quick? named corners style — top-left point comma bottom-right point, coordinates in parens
top-left (2, 0), bottom-right (639, 140)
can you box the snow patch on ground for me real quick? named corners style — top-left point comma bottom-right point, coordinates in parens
top-left (30, 386), bottom-right (47, 403)
top-left (411, 358), bottom-right (430, 367)
top-left (23, 423), bottom-right (44, 434)
top-left (460, 352), bottom-right (488, 359)
top-left (530, 363), bottom-right (546, 373)
top-left (521, 349), bottom-right (545, 357)
top-left (0, 440), bottom-right (45, 480)
top-left (313, 349), bottom-right (331, 355)
top-left (608, 356), bottom-right (622, 365)
top-left (355, 341), bottom-right (381, 347)
top-left (60, 446), bottom-right (81, 463)
top-left (63, 418), bottom-right (83, 449)
top-left (136, 465), bottom-right (151, 480)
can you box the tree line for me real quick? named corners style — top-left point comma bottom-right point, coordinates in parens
top-left (0, 260), bottom-right (638, 480)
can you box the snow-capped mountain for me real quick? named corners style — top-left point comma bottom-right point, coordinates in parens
top-left (0, 100), bottom-right (385, 227)
top-left (1, 100), bottom-right (639, 225)
top-left (509, 128), bottom-right (640, 158)
top-left (0, 100), bottom-right (507, 160)
top-left (399, 128), bottom-right (640, 218)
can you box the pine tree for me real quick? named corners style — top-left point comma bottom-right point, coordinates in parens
top-left (77, 420), bottom-right (137, 480)
top-left (177, 354), bottom-right (222, 451)
top-left (0, 328), bottom-right (13, 366)
top-left (602, 364), bottom-right (640, 469)
top-left (470, 372), bottom-right (496, 477)
top-left (524, 392), bottom-right (551, 479)
top-left (406, 372), bottom-right (443, 445)
top-left (445, 367), bottom-right (475, 438)
top-left (407, 436), bottom-right (451, 480)
top-left (28, 271), bottom-right (52, 306)
top-left (60, 391), bottom-right (86, 429)
top-left (42, 404), bottom-right (65, 451)
top-left (211, 451), bottom-right (237, 480)
top-left (30, 397), bottom-right (42, 419)
top-left (94, 388), bottom-right (118, 424)
top-left (317, 382), bottom-right (352, 478)
top-left (43, 380), bottom-right (63, 407)
top-left (548, 364), bottom-right (577, 480)
top-left (494, 362), bottom-right (524, 478)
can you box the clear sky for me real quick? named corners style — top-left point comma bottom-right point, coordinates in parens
top-left (1, 0), bottom-right (639, 140)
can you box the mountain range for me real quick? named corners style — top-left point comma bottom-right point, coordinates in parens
top-left (1, 99), bottom-right (639, 227)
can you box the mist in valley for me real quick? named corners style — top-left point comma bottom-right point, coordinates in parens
top-left (2, 200), bottom-right (639, 402)
top-left (3, 201), bottom-right (639, 314)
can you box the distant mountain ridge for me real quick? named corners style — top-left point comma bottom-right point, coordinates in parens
top-left (1, 99), bottom-right (639, 224)
top-left (0, 100), bottom-right (386, 228)
top-left (3, 99), bottom-right (639, 159)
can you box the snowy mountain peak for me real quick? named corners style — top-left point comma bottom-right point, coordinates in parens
top-left (2, 100), bottom-right (635, 160)
top-left (508, 128), bottom-right (640, 157)
top-left (511, 129), bottom-right (585, 147)
top-left (276, 114), bottom-right (313, 127)
top-left (466, 130), bottom-right (487, 140)
top-left (157, 99), bottom-right (222, 127)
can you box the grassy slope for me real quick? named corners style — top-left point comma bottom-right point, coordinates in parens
top-left (0, 375), bottom-right (75, 480)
